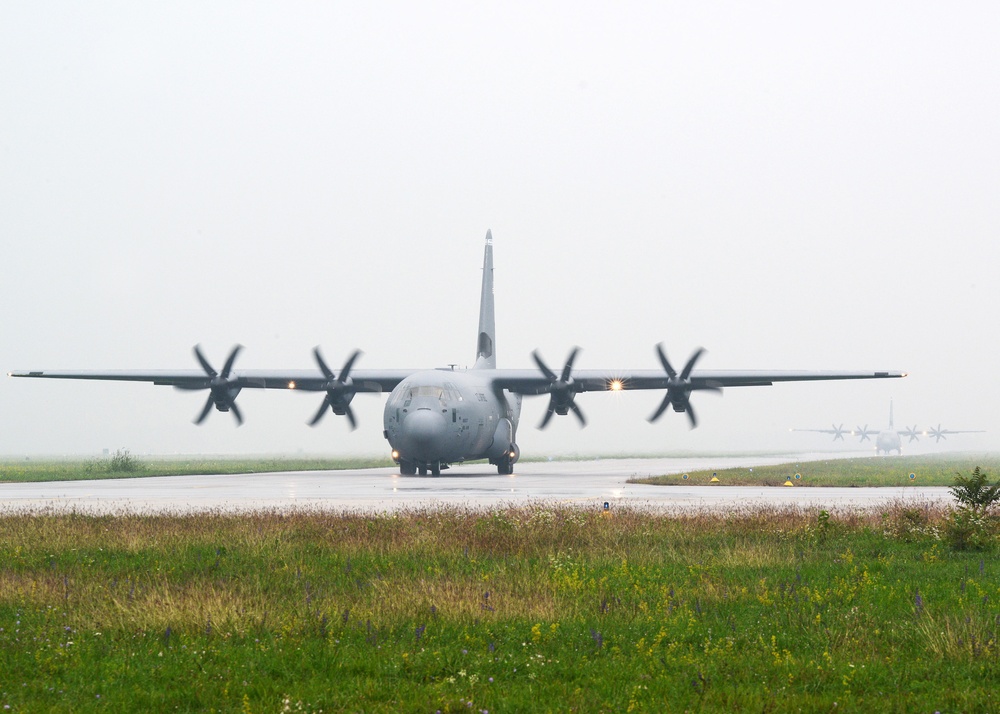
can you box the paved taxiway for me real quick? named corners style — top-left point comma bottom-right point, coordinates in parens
top-left (0, 454), bottom-right (954, 514)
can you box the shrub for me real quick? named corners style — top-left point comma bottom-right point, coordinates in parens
top-left (107, 448), bottom-right (142, 473)
top-left (950, 466), bottom-right (1000, 516)
top-left (944, 507), bottom-right (994, 551)
top-left (945, 467), bottom-right (999, 550)
top-left (883, 506), bottom-right (940, 543)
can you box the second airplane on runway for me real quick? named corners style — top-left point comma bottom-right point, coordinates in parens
top-left (792, 400), bottom-right (983, 455)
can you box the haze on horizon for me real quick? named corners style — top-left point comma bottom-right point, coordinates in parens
top-left (1, 3), bottom-right (997, 459)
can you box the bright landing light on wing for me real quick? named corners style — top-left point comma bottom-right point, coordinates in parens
top-left (288, 381), bottom-right (296, 389)
top-left (609, 379), bottom-right (624, 392)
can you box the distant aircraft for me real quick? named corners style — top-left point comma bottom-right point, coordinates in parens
top-left (792, 400), bottom-right (983, 455)
top-left (9, 231), bottom-right (905, 475)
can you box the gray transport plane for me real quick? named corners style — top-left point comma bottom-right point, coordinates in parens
top-left (10, 232), bottom-right (906, 476)
top-left (792, 400), bottom-right (984, 455)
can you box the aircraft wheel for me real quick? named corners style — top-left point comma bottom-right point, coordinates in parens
top-left (418, 465), bottom-right (428, 476)
top-left (400, 460), bottom-right (416, 476)
top-left (431, 462), bottom-right (441, 477)
top-left (497, 458), bottom-right (513, 475)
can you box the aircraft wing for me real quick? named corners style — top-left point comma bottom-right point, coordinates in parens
top-left (7, 368), bottom-right (413, 393)
top-left (924, 426), bottom-right (986, 443)
top-left (492, 365), bottom-right (903, 428)
top-left (491, 369), bottom-right (905, 394)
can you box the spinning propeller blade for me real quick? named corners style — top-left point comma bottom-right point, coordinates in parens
top-left (309, 348), bottom-right (362, 429)
top-left (533, 348), bottom-right (586, 428)
top-left (648, 345), bottom-right (720, 429)
top-left (191, 345), bottom-right (244, 425)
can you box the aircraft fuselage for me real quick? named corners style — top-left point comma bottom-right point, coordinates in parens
top-left (876, 430), bottom-right (902, 455)
top-left (383, 369), bottom-right (522, 474)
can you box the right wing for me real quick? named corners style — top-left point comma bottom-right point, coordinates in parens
top-left (8, 344), bottom-right (414, 427)
top-left (788, 424), bottom-right (851, 441)
top-left (7, 367), bottom-right (412, 393)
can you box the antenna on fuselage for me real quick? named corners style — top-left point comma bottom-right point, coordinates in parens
top-left (474, 230), bottom-right (497, 369)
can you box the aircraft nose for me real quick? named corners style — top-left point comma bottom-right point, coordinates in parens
top-left (399, 408), bottom-right (447, 458)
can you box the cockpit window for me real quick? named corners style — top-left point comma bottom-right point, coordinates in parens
top-left (408, 386), bottom-right (445, 399)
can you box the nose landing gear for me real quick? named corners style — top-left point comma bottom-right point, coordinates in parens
top-left (398, 459), bottom-right (443, 476)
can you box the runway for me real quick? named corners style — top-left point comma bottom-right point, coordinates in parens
top-left (0, 453), bottom-right (954, 514)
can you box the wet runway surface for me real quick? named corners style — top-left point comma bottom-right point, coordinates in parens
top-left (0, 453), bottom-right (954, 514)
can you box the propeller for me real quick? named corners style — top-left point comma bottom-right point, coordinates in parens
top-left (928, 424), bottom-right (947, 443)
top-left (647, 345), bottom-right (721, 429)
top-left (309, 348), bottom-right (362, 428)
top-left (532, 347), bottom-right (586, 428)
top-left (900, 425), bottom-right (922, 443)
top-left (854, 424), bottom-right (875, 442)
top-left (190, 345), bottom-right (244, 425)
top-left (830, 423), bottom-right (847, 441)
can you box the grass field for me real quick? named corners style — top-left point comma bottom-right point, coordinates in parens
top-left (631, 453), bottom-right (1000, 488)
top-left (0, 454), bottom-right (393, 483)
top-left (1, 504), bottom-right (999, 712)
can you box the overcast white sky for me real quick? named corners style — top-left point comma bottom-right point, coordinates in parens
top-left (2, 2), bottom-right (998, 458)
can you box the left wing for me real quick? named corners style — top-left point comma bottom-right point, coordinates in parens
top-left (492, 345), bottom-right (905, 429)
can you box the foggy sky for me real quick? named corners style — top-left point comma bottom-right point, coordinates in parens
top-left (2, 2), bottom-right (998, 458)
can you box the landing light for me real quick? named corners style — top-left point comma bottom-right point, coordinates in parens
top-left (391, 450), bottom-right (400, 460)
top-left (609, 379), bottom-right (624, 392)
top-left (288, 381), bottom-right (297, 389)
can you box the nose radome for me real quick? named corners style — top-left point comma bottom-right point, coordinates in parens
top-left (400, 409), bottom-right (447, 458)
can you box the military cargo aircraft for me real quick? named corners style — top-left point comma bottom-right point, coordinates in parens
top-left (792, 400), bottom-right (983, 455)
top-left (10, 231), bottom-right (905, 475)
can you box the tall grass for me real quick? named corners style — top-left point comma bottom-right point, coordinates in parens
top-left (1, 505), bottom-right (998, 711)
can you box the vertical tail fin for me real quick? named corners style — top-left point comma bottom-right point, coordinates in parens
top-left (889, 399), bottom-right (894, 429)
top-left (474, 230), bottom-right (496, 369)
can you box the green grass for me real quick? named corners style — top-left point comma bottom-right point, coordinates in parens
top-left (0, 451), bottom-right (802, 484)
top-left (631, 453), bottom-right (1000, 487)
top-left (1, 506), bottom-right (999, 711)
top-left (0, 455), bottom-right (394, 483)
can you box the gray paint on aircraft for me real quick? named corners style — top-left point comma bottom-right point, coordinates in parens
top-left (10, 232), bottom-right (905, 475)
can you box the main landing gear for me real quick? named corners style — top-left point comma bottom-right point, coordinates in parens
top-left (496, 455), bottom-right (514, 475)
top-left (494, 443), bottom-right (519, 475)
